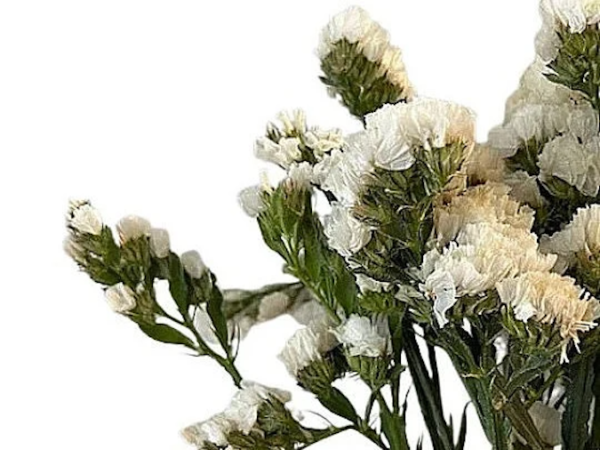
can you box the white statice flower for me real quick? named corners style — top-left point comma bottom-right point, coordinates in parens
top-left (257, 291), bottom-right (290, 322)
top-left (529, 402), bottom-right (562, 447)
top-left (464, 144), bottom-right (506, 185)
top-left (541, 205), bottom-right (600, 271)
top-left (255, 136), bottom-right (302, 169)
top-left (324, 203), bottom-right (372, 257)
top-left (181, 250), bottom-right (207, 279)
top-left (279, 325), bottom-right (336, 377)
top-left (367, 99), bottom-right (475, 168)
top-left (541, 0), bottom-right (600, 34)
top-left (277, 109), bottom-right (307, 136)
top-left (355, 274), bottom-right (391, 293)
top-left (318, 6), bottom-right (413, 98)
top-left (290, 299), bottom-right (335, 331)
top-left (182, 382), bottom-right (291, 449)
top-left (304, 127), bottom-right (344, 157)
top-left (334, 314), bottom-right (390, 358)
top-left (493, 332), bottom-right (509, 365)
top-left (105, 283), bottom-right (137, 313)
top-left (504, 171), bottom-right (546, 209)
top-left (68, 200), bottom-right (103, 235)
top-left (505, 58), bottom-right (581, 118)
top-left (538, 134), bottom-right (600, 197)
top-left (421, 222), bottom-right (557, 326)
top-left (238, 184), bottom-right (268, 218)
top-left (287, 162), bottom-right (314, 189)
top-left (149, 228), bottom-right (170, 258)
top-left (117, 215), bottom-right (152, 243)
top-left (434, 183), bottom-right (535, 245)
top-left (496, 271), bottom-right (600, 361)
top-left (420, 269), bottom-right (457, 327)
top-left (194, 305), bottom-right (219, 345)
top-left (312, 149), bottom-right (344, 187)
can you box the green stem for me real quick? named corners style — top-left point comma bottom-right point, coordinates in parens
top-left (377, 393), bottom-right (409, 450)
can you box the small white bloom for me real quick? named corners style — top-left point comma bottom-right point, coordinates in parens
top-left (254, 136), bottom-right (301, 169)
top-left (194, 306), bottom-right (219, 344)
top-left (493, 332), bottom-right (509, 365)
top-left (279, 326), bottom-right (332, 376)
top-left (238, 185), bottom-right (267, 218)
top-left (181, 250), bottom-right (207, 279)
top-left (324, 203), bottom-right (372, 258)
top-left (312, 149), bottom-right (344, 187)
top-left (538, 134), bottom-right (600, 197)
top-left (287, 162), bottom-right (314, 189)
top-left (334, 314), bottom-right (390, 358)
top-left (504, 171), bottom-right (545, 209)
top-left (105, 283), bottom-right (137, 313)
top-left (420, 269), bottom-right (457, 327)
top-left (149, 228), bottom-right (170, 258)
top-left (257, 291), bottom-right (290, 322)
top-left (278, 110), bottom-right (306, 136)
top-left (181, 414), bottom-right (233, 448)
top-left (117, 215), bottom-right (152, 243)
top-left (542, 0), bottom-right (600, 33)
top-left (68, 201), bottom-right (103, 235)
top-left (304, 127), bottom-right (344, 157)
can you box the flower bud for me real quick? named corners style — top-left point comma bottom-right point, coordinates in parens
top-left (117, 215), bottom-right (151, 243)
top-left (149, 228), bottom-right (170, 258)
top-left (181, 250), bottom-right (207, 279)
top-left (105, 283), bottom-right (137, 313)
top-left (68, 200), bottom-right (103, 235)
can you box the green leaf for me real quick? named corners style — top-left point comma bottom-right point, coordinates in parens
top-left (317, 387), bottom-right (358, 425)
top-left (206, 273), bottom-right (229, 351)
top-left (455, 405), bottom-right (469, 450)
top-left (168, 253), bottom-right (189, 313)
top-left (563, 356), bottom-right (595, 450)
top-left (138, 323), bottom-right (195, 349)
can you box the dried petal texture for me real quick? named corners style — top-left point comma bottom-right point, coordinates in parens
top-left (434, 183), bottom-right (535, 245)
top-left (496, 272), bottom-right (599, 359)
top-left (117, 215), bottom-right (151, 243)
top-left (279, 326), bottom-right (336, 376)
top-left (334, 314), bottom-right (390, 357)
top-left (318, 6), bottom-right (413, 96)
top-left (538, 134), bottom-right (600, 197)
top-left (67, 200), bottom-right (103, 235)
top-left (324, 203), bottom-right (372, 257)
top-left (105, 283), bottom-right (137, 313)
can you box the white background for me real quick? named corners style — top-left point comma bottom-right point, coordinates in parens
top-left (0, 1), bottom-right (541, 449)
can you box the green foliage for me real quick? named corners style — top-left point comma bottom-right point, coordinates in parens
top-left (257, 183), bottom-right (358, 317)
top-left (546, 26), bottom-right (600, 111)
top-left (320, 39), bottom-right (410, 120)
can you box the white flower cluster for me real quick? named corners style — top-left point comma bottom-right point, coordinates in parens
top-left (317, 6), bottom-right (413, 97)
top-left (333, 314), bottom-right (391, 358)
top-left (67, 200), bottom-right (103, 236)
top-left (434, 183), bottom-right (535, 245)
top-left (254, 110), bottom-right (344, 170)
top-left (541, 205), bottom-right (600, 271)
top-left (182, 382), bottom-right (292, 449)
top-left (538, 133), bottom-right (600, 197)
top-left (497, 272), bottom-right (600, 360)
top-left (541, 0), bottom-right (600, 35)
top-left (422, 221), bottom-right (557, 326)
top-left (279, 321), bottom-right (337, 377)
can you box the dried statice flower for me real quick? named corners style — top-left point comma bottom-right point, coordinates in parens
top-left (105, 282), bottom-right (137, 313)
top-left (257, 291), bottom-right (290, 322)
top-left (434, 183), bottom-right (535, 245)
top-left (541, 0), bottom-right (600, 34)
top-left (149, 228), bottom-right (170, 259)
top-left (323, 203), bottom-right (372, 258)
top-left (317, 6), bottom-right (413, 98)
top-left (67, 200), bottom-right (103, 235)
top-left (496, 271), bottom-right (600, 360)
top-left (503, 171), bottom-right (546, 209)
top-left (238, 185), bottom-right (267, 218)
top-left (279, 325), bottom-right (336, 377)
top-left (541, 205), bottom-right (600, 271)
top-left (181, 250), bottom-right (207, 279)
top-left (355, 274), bottom-right (391, 294)
top-left (117, 215), bottom-right (152, 243)
top-left (464, 144), bottom-right (506, 185)
top-left (538, 134), bottom-right (600, 197)
top-left (334, 314), bottom-right (390, 358)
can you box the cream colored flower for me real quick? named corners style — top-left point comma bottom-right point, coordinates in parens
top-left (324, 203), bottom-right (372, 257)
top-left (105, 283), bottom-right (137, 313)
top-left (149, 228), bottom-right (170, 259)
top-left (287, 162), bottom-right (314, 189)
top-left (181, 250), bottom-right (207, 279)
top-left (355, 274), bottom-right (391, 293)
top-left (541, 205), bottom-right (600, 271)
top-left (279, 326), bottom-right (336, 376)
top-left (117, 215), bottom-right (151, 243)
top-left (538, 134), bottom-right (600, 197)
top-left (542, 0), bottom-right (600, 33)
top-left (464, 144), bottom-right (506, 185)
top-left (318, 6), bottom-right (413, 97)
top-left (68, 200), bottom-right (103, 235)
top-left (238, 185), bottom-right (267, 218)
top-left (334, 314), bottom-right (390, 357)
top-left (496, 272), bottom-right (599, 360)
top-left (420, 269), bottom-right (457, 327)
top-left (504, 171), bottom-right (545, 209)
top-left (434, 183), bottom-right (535, 245)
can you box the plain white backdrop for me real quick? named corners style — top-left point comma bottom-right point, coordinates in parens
top-left (0, 1), bottom-right (541, 448)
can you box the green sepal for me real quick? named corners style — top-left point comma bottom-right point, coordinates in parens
top-left (138, 323), bottom-right (196, 350)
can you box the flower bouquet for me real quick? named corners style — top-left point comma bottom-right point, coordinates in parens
top-left (64, 2), bottom-right (600, 449)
